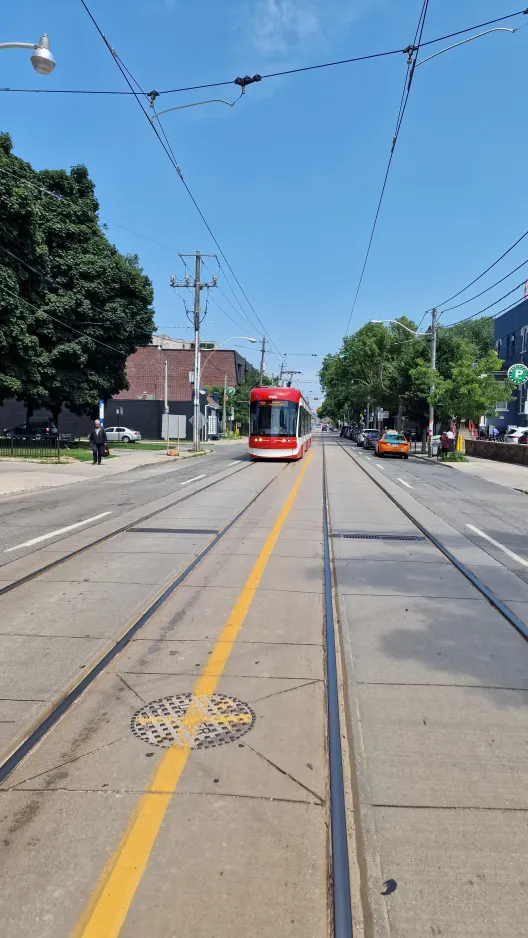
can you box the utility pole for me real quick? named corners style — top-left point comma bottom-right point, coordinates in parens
top-left (164, 359), bottom-right (169, 453)
top-left (170, 252), bottom-right (217, 452)
top-left (222, 374), bottom-right (227, 437)
top-left (259, 336), bottom-right (266, 384)
top-left (428, 308), bottom-right (438, 457)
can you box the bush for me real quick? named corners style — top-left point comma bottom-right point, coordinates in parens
top-left (441, 452), bottom-right (468, 463)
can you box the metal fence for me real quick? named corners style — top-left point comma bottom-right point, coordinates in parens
top-left (0, 435), bottom-right (61, 459)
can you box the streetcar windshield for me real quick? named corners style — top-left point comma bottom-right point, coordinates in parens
top-left (250, 400), bottom-right (298, 437)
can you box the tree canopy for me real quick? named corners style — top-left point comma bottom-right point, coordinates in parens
top-left (319, 315), bottom-right (512, 430)
top-left (0, 133), bottom-right (154, 421)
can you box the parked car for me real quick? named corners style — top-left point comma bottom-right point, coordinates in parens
top-left (103, 426), bottom-right (142, 443)
top-left (375, 431), bottom-right (410, 459)
top-left (339, 426), bottom-right (349, 437)
top-left (321, 425), bottom-right (328, 432)
top-left (517, 430), bottom-right (528, 445)
top-left (504, 427), bottom-right (527, 444)
top-left (3, 419), bottom-right (58, 440)
top-left (358, 429), bottom-right (381, 449)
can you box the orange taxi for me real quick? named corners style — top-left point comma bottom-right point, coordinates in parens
top-left (374, 431), bottom-right (410, 459)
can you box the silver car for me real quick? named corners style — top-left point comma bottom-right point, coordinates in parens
top-left (104, 426), bottom-right (142, 443)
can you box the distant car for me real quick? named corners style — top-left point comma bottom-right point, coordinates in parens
top-left (104, 426), bottom-right (142, 443)
top-left (364, 430), bottom-right (381, 450)
top-left (517, 430), bottom-right (528, 445)
top-left (321, 425), bottom-right (328, 432)
top-left (3, 419), bottom-right (58, 440)
top-left (504, 427), bottom-right (527, 444)
top-left (375, 431), bottom-right (410, 459)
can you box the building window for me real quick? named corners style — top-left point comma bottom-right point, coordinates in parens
top-left (495, 338), bottom-right (502, 355)
top-left (522, 326), bottom-right (527, 354)
top-left (495, 402), bottom-right (509, 412)
top-left (508, 333), bottom-right (516, 358)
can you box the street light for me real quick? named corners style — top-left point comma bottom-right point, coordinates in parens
top-left (0, 34), bottom-right (55, 75)
top-left (372, 314), bottom-right (438, 456)
top-left (200, 336), bottom-right (257, 437)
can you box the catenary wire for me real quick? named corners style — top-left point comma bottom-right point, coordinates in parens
top-left (344, 0), bottom-right (431, 336)
top-left (2, 9), bottom-right (526, 95)
top-left (79, 0), bottom-right (283, 361)
top-left (438, 256), bottom-right (528, 313)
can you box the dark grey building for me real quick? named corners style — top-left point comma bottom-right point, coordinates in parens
top-left (493, 300), bottom-right (528, 429)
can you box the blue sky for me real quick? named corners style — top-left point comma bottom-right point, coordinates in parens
top-left (2, 1), bottom-right (527, 402)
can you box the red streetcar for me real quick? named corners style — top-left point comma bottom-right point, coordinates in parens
top-left (249, 386), bottom-right (313, 460)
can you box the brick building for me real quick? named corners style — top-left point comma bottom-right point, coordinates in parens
top-left (114, 339), bottom-right (254, 402)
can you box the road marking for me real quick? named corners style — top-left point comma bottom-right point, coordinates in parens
top-left (465, 524), bottom-right (528, 568)
top-left (228, 461), bottom-right (239, 466)
top-left (397, 478), bottom-right (413, 489)
top-left (375, 463), bottom-right (385, 470)
top-left (179, 474), bottom-right (206, 486)
top-left (73, 451), bottom-right (313, 938)
top-left (4, 513), bottom-right (112, 553)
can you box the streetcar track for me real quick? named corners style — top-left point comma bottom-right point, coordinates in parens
top-left (0, 461), bottom-right (292, 785)
top-left (338, 440), bottom-right (528, 643)
top-left (322, 442), bottom-right (354, 938)
top-left (0, 460), bottom-right (254, 599)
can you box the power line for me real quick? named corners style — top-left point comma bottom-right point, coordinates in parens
top-left (434, 226), bottom-right (528, 312)
top-left (1, 284), bottom-right (127, 355)
top-left (446, 282), bottom-right (526, 327)
top-left (344, 0), bottom-right (431, 335)
top-left (438, 256), bottom-right (528, 313)
top-left (2, 8), bottom-right (527, 96)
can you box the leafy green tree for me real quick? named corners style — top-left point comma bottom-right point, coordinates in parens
top-left (0, 134), bottom-right (49, 405)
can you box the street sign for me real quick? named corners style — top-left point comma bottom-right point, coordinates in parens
top-left (226, 387), bottom-right (236, 397)
top-left (508, 363), bottom-right (528, 384)
top-left (99, 399), bottom-right (105, 424)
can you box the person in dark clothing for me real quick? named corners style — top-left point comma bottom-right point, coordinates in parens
top-left (88, 420), bottom-right (107, 464)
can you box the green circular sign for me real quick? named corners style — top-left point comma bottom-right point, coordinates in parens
top-left (507, 364), bottom-right (528, 385)
top-left (226, 387), bottom-right (236, 397)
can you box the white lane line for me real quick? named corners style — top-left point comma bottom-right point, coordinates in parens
top-left (228, 461), bottom-right (239, 466)
top-left (5, 512), bottom-right (112, 553)
top-left (397, 478), bottom-right (413, 489)
top-left (465, 524), bottom-right (528, 568)
top-left (375, 463), bottom-right (386, 470)
top-left (180, 474), bottom-right (206, 486)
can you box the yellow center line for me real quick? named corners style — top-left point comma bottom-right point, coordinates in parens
top-left (72, 450), bottom-right (313, 938)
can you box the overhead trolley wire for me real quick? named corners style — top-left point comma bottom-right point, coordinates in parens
top-left (2, 8), bottom-right (527, 96)
top-left (344, 0), bottom-right (432, 336)
top-left (79, 0), bottom-right (283, 362)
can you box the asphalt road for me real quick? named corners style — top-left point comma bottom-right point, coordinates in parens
top-left (0, 443), bottom-right (249, 563)
top-left (345, 440), bottom-right (528, 585)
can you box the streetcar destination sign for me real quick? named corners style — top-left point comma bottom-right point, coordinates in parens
top-left (507, 363), bottom-right (528, 385)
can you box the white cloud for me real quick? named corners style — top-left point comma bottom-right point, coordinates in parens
top-left (239, 0), bottom-right (369, 56)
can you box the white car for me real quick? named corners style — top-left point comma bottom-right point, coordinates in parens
top-left (504, 427), bottom-right (526, 444)
top-left (104, 426), bottom-right (142, 442)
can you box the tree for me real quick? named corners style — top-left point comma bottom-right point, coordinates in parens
top-left (0, 134), bottom-right (49, 405)
top-left (30, 165), bottom-right (154, 422)
top-left (0, 134), bottom-right (155, 422)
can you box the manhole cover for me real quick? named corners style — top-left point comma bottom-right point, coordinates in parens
top-left (131, 693), bottom-right (255, 750)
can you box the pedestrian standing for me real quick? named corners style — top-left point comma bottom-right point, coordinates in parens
top-left (88, 419), bottom-right (107, 465)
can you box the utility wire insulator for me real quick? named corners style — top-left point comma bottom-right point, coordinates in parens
top-left (234, 74), bottom-right (262, 88)
top-left (148, 89), bottom-right (160, 106)
top-left (402, 44), bottom-right (417, 64)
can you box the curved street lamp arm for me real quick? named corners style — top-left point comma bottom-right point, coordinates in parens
top-left (415, 28), bottom-right (514, 68)
top-left (0, 42), bottom-right (37, 50)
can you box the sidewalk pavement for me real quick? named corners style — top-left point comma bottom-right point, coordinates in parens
top-left (0, 448), bottom-right (206, 498)
top-left (412, 451), bottom-right (528, 492)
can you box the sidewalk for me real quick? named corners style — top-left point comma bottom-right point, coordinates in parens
top-left (412, 451), bottom-right (528, 492)
top-left (0, 448), bottom-right (207, 497)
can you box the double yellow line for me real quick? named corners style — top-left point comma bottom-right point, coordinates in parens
top-left (73, 450), bottom-right (313, 937)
